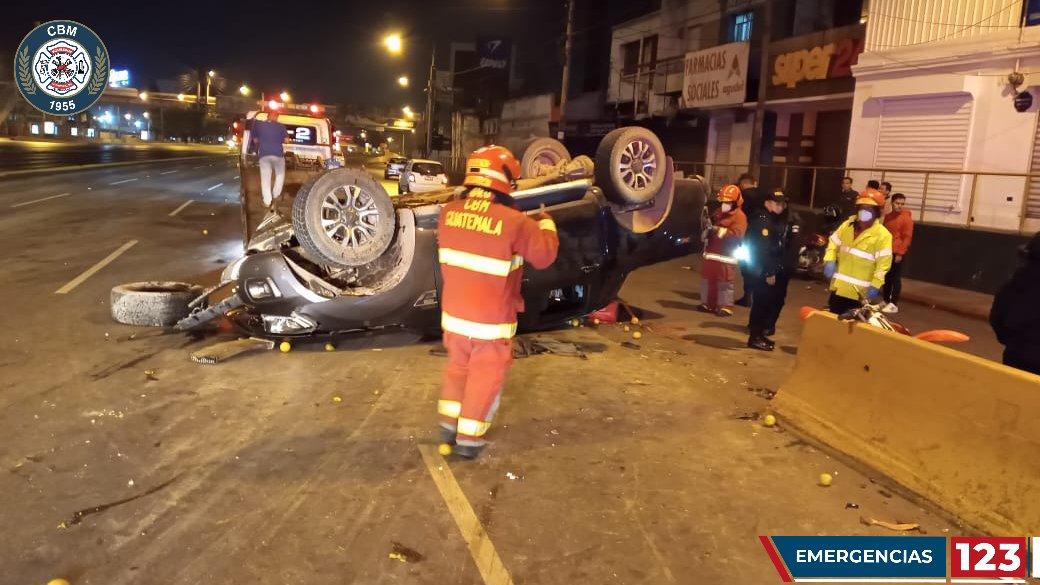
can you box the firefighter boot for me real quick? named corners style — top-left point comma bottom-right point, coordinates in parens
top-left (454, 444), bottom-right (485, 460)
top-left (747, 335), bottom-right (775, 352)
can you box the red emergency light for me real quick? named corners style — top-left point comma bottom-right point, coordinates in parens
top-left (309, 104), bottom-right (320, 114)
top-left (267, 99), bottom-right (283, 111)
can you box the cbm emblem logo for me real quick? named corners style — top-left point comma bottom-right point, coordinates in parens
top-left (14, 20), bottom-right (108, 115)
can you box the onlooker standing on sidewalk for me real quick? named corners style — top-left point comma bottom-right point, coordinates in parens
top-left (836, 176), bottom-right (857, 219)
top-left (882, 193), bottom-right (913, 314)
top-left (823, 188), bottom-right (893, 315)
top-left (251, 110), bottom-right (288, 210)
top-left (735, 172), bottom-right (762, 307)
top-left (700, 184), bottom-right (747, 317)
top-left (879, 181), bottom-right (894, 216)
top-left (989, 232), bottom-right (1040, 376)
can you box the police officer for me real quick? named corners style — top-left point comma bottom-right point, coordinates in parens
top-left (745, 188), bottom-right (800, 351)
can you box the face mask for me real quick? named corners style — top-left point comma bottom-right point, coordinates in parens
top-left (721, 202), bottom-right (733, 213)
top-left (858, 209), bottom-right (875, 222)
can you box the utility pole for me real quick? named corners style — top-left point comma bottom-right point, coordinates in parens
top-left (748, 0), bottom-right (773, 177)
top-left (558, 0), bottom-right (576, 140)
top-left (424, 46), bottom-right (436, 157)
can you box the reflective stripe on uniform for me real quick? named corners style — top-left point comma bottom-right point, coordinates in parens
top-left (842, 246), bottom-right (877, 262)
top-left (876, 248), bottom-right (893, 258)
top-left (704, 252), bottom-right (739, 265)
top-left (538, 218), bottom-right (557, 232)
top-left (458, 417), bottom-right (491, 437)
top-left (439, 248), bottom-right (523, 277)
top-left (830, 234), bottom-right (842, 247)
top-left (442, 312), bottom-right (517, 340)
top-left (438, 399), bottom-right (461, 418)
top-left (833, 272), bottom-right (872, 288)
top-left (469, 166), bottom-right (509, 183)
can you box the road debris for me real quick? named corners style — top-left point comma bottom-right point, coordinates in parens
top-left (505, 472), bottom-right (523, 481)
top-left (332, 396), bottom-right (342, 403)
top-left (845, 503), bottom-right (860, 510)
top-left (735, 412), bottom-right (760, 421)
top-left (144, 369), bottom-right (158, 381)
top-left (389, 541), bottom-right (424, 563)
top-left (190, 338), bottom-right (275, 364)
top-left (859, 517), bottom-right (921, 532)
top-left (819, 473), bottom-right (833, 487)
top-left (66, 475), bottom-right (179, 526)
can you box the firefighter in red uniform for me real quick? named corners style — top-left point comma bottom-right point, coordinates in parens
top-left (436, 146), bottom-right (560, 459)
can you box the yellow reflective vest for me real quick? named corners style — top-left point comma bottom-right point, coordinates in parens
top-left (824, 218), bottom-right (894, 301)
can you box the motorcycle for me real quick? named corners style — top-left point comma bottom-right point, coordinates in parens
top-left (796, 204), bottom-right (844, 279)
top-left (799, 299), bottom-right (969, 344)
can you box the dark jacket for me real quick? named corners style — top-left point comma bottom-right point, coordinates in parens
top-left (741, 187), bottom-right (765, 217)
top-left (990, 234), bottom-right (1040, 376)
top-left (745, 208), bottom-right (801, 279)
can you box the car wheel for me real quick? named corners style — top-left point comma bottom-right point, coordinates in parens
top-left (110, 282), bottom-right (205, 327)
top-left (595, 127), bottom-right (667, 205)
top-left (517, 137), bottom-right (571, 178)
top-left (292, 168), bottom-right (396, 268)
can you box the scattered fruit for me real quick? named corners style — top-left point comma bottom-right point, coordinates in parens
top-left (332, 396), bottom-right (342, 403)
top-left (819, 473), bottom-right (833, 487)
top-left (632, 331), bottom-right (642, 340)
top-left (593, 318), bottom-right (601, 325)
top-left (279, 341), bottom-right (291, 353)
top-left (48, 580), bottom-right (71, 585)
top-left (763, 414), bottom-right (777, 427)
top-left (624, 325), bottom-right (631, 332)
top-left (324, 343), bottom-right (335, 352)
top-left (630, 316), bottom-right (639, 325)
top-left (437, 443), bottom-right (453, 456)
top-left (202, 229), bottom-right (208, 235)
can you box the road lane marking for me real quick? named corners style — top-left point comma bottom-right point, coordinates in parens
top-left (207, 183), bottom-right (224, 191)
top-left (160, 170), bottom-right (179, 175)
top-left (56, 240), bottom-right (139, 294)
top-left (109, 178), bottom-right (138, 185)
top-left (233, 175), bottom-right (239, 179)
top-left (418, 445), bottom-right (514, 585)
top-left (192, 165), bottom-right (205, 169)
top-left (168, 200), bottom-right (194, 216)
top-left (10, 192), bottom-right (70, 208)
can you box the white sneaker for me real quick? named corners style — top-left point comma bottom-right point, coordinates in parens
top-left (882, 303), bottom-right (898, 314)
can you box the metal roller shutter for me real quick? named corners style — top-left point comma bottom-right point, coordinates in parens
top-left (711, 118), bottom-right (733, 192)
top-left (873, 94), bottom-right (972, 216)
top-left (1026, 118), bottom-right (1040, 219)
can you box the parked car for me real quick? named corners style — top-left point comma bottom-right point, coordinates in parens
top-left (111, 127), bottom-right (706, 342)
top-left (384, 156), bottom-right (408, 180)
top-left (398, 159), bottom-right (448, 195)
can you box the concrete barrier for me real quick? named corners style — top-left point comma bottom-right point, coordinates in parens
top-left (774, 312), bottom-right (1040, 535)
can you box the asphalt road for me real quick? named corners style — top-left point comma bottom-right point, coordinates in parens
top-left (0, 159), bottom-right (1004, 584)
top-left (0, 139), bottom-right (228, 174)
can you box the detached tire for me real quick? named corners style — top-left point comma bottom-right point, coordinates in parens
top-left (111, 282), bottom-right (204, 327)
top-left (518, 137), bottom-right (571, 178)
top-left (595, 127), bottom-right (666, 205)
top-left (292, 168), bottom-right (396, 268)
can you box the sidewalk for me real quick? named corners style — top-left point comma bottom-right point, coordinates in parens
top-left (899, 278), bottom-right (994, 322)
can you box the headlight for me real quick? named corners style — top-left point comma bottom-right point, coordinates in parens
top-left (262, 314), bottom-right (317, 334)
top-left (246, 277), bottom-right (282, 300)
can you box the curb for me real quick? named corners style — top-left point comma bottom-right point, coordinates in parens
top-left (0, 154), bottom-right (233, 180)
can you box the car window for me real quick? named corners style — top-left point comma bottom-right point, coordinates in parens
top-left (412, 162), bottom-right (443, 175)
top-left (390, 157), bottom-right (408, 164)
top-left (283, 124), bottom-right (318, 145)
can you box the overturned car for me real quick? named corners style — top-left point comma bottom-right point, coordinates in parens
top-left (111, 127), bottom-right (707, 340)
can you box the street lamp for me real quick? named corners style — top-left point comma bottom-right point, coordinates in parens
top-left (384, 33), bottom-right (402, 55)
top-left (143, 112), bottom-right (150, 119)
top-left (139, 91), bottom-right (148, 101)
top-left (177, 93), bottom-right (185, 101)
top-left (124, 113), bottom-right (132, 121)
top-left (239, 85), bottom-right (250, 96)
top-left (280, 91), bottom-right (290, 102)
top-left (403, 106), bottom-right (415, 119)
top-left (208, 70), bottom-right (215, 78)
top-left (398, 75), bottom-right (409, 87)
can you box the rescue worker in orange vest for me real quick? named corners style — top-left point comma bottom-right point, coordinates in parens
top-left (699, 184), bottom-right (748, 317)
top-left (436, 146), bottom-right (560, 459)
top-left (823, 188), bottom-right (894, 315)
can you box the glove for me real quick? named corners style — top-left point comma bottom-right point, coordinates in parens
top-left (823, 261), bottom-right (836, 279)
top-left (867, 286), bottom-right (880, 300)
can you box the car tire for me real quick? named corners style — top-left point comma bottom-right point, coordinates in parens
top-left (111, 282), bottom-right (205, 327)
top-left (292, 168), bottom-right (396, 268)
top-left (517, 137), bottom-right (571, 178)
top-left (595, 127), bottom-right (667, 205)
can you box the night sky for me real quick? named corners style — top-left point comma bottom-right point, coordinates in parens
top-left (2, 0), bottom-right (578, 108)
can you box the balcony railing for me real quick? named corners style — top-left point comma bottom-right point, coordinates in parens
top-left (673, 161), bottom-right (1040, 235)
